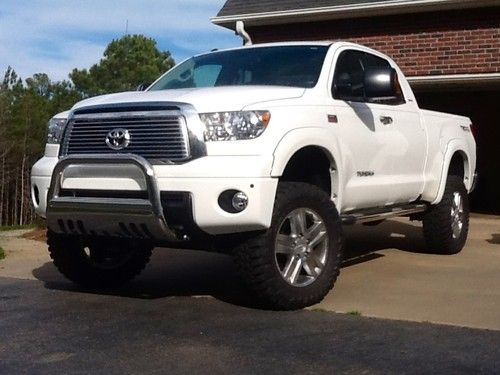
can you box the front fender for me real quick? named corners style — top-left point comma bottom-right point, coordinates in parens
top-left (271, 127), bottom-right (343, 205)
top-left (271, 127), bottom-right (341, 175)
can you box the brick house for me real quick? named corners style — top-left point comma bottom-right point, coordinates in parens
top-left (212, 0), bottom-right (500, 213)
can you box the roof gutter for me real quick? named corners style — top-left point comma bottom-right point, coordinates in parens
top-left (212, 0), bottom-right (498, 28)
top-left (408, 73), bottom-right (500, 90)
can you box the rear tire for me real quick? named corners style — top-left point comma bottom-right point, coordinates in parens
top-left (233, 182), bottom-right (343, 310)
top-left (47, 231), bottom-right (153, 288)
top-left (423, 176), bottom-right (469, 254)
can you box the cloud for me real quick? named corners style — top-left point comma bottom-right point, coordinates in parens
top-left (0, 0), bottom-right (238, 82)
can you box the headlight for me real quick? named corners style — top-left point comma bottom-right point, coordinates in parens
top-left (200, 111), bottom-right (271, 141)
top-left (47, 117), bottom-right (67, 144)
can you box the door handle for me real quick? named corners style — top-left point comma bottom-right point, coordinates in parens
top-left (379, 116), bottom-right (393, 125)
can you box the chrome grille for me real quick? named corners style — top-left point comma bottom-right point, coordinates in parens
top-left (61, 110), bottom-right (190, 161)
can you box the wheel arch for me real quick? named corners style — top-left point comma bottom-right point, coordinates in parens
top-left (431, 141), bottom-right (474, 205)
top-left (271, 128), bottom-right (341, 206)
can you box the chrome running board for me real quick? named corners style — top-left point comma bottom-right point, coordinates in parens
top-left (341, 203), bottom-right (427, 225)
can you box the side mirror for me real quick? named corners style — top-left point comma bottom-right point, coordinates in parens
top-left (364, 67), bottom-right (399, 101)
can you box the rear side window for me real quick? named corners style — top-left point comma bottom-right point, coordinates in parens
top-left (332, 50), bottom-right (405, 105)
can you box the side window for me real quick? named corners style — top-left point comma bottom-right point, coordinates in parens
top-left (363, 52), bottom-right (405, 105)
top-left (363, 52), bottom-right (390, 69)
top-left (332, 50), bottom-right (405, 105)
top-left (332, 50), bottom-right (365, 102)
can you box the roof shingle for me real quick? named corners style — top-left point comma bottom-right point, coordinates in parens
top-left (216, 0), bottom-right (394, 17)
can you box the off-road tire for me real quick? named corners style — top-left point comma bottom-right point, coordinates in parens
top-left (423, 176), bottom-right (469, 254)
top-left (47, 231), bottom-right (153, 288)
top-left (233, 182), bottom-right (343, 310)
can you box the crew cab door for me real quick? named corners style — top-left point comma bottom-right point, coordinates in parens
top-left (330, 49), bottom-right (426, 210)
top-left (361, 51), bottom-right (426, 204)
top-left (330, 49), bottom-right (394, 210)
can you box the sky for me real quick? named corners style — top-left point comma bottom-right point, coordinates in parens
top-left (0, 0), bottom-right (240, 82)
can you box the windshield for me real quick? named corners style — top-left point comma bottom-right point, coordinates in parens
top-left (149, 46), bottom-right (328, 91)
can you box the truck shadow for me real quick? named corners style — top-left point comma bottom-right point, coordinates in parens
top-left (32, 219), bottom-right (427, 307)
top-left (343, 219), bottom-right (427, 265)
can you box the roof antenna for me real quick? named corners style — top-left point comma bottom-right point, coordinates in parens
top-left (235, 21), bottom-right (252, 46)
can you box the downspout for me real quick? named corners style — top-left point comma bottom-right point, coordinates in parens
top-left (235, 21), bottom-right (252, 46)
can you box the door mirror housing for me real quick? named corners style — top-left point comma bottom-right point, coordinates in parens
top-left (364, 67), bottom-right (399, 101)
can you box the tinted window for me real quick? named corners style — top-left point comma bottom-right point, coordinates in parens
top-left (364, 52), bottom-right (391, 69)
top-left (149, 46), bottom-right (329, 90)
top-left (332, 50), bottom-right (405, 104)
top-left (332, 50), bottom-right (365, 102)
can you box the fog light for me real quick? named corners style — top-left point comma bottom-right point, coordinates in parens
top-left (218, 190), bottom-right (249, 213)
top-left (232, 191), bottom-right (248, 212)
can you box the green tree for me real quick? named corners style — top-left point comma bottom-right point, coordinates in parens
top-left (0, 68), bottom-right (83, 226)
top-left (70, 34), bottom-right (175, 97)
top-left (0, 34), bottom-right (176, 226)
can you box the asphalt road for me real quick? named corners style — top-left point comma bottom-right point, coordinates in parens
top-left (1, 276), bottom-right (499, 374)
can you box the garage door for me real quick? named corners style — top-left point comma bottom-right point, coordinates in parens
top-left (415, 90), bottom-right (499, 215)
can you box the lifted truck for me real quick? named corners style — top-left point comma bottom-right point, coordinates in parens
top-left (31, 41), bottom-right (476, 310)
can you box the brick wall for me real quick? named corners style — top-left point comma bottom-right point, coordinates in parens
top-left (247, 7), bottom-right (500, 77)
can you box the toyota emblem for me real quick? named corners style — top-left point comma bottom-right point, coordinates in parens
top-left (105, 128), bottom-right (131, 150)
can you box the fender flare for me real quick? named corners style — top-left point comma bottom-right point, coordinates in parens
top-left (271, 127), bottom-right (341, 176)
top-left (270, 127), bottom-right (343, 206)
top-left (431, 139), bottom-right (473, 205)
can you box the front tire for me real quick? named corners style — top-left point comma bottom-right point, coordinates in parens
top-left (423, 176), bottom-right (469, 254)
top-left (234, 182), bottom-right (343, 310)
top-left (47, 231), bottom-right (153, 288)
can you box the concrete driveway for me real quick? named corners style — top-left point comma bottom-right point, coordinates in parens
top-left (317, 214), bottom-right (500, 330)
top-left (0, 214), bottom-right (499, 330)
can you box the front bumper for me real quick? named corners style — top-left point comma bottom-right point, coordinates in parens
top-left (31, 154), bottom-right (277, 238)
top-left (45, 154), bottom-right (178, 241)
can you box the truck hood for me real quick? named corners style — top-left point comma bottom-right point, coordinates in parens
top-left (71, 86), bottom-right (305, 113)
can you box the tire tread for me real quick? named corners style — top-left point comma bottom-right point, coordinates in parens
top-left (234, 182), bottom-right (343, 310)
top-left (423, 176), bottom-right (469, 254)
top-left (47, 231), bottom-right (152, 288)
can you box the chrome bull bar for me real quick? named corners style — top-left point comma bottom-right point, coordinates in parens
top-left (46, 154), bottom-right (178, 241)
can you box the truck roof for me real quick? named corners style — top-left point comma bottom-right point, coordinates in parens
top-left (195, 41), bottom-right (335, 57)
top-left (196, 40), bottom-right (380, 58)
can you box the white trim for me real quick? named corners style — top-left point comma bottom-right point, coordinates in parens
top-left (408, 73), bottom-right (500, 86)
top-left (212, 0), bottom-right (497, 27)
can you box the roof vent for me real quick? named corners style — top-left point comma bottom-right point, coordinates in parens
top-left (235, 21), bottom-right (252, 46)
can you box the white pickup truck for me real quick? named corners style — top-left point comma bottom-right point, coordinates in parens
top-left (31, 41), bottom-right (476, 310)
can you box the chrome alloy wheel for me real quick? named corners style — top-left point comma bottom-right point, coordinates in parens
top-left (274, 208), bottom-right (328, 287)
top-left (451, 191), bottom-right (464, 239)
